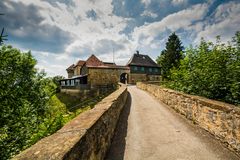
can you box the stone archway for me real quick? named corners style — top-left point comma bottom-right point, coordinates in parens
top-left (120, 73), bottom-right (128, 84)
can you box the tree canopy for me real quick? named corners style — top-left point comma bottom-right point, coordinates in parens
top-left (0, 46), bottom-right (58, 159)
top-left (156, 32), bottom-right (183, 79)
top-left (167, 32), bottom-right (240, 105)
top-left (0, 45), bottom-right (112, 159)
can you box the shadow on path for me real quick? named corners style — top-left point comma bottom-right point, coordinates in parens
top-left (105, 92), bottom-right (132, 160)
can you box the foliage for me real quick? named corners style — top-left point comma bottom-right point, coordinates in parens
top-left (167, 32), bottom-right (240, 105)
top-left (0, 46), bottom-right (58, 159)
top-left (0, 46), bottom-right (113, 159)
top-left (156, 32), bottom-right (184, 79)
top-left (52, 75), bottom-right (65, 93)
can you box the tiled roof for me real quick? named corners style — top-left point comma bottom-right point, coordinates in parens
top-left (87, 65), bottom-right (129, 70)
top-left (75, 60), bottom-right (85, 67)
top-left (127, 53), bottom-right (160, 67)
top-left (66, 54), bottom-right (130, 71)
top-left (103, 62), bottom-right (116, 67)
top-left (66, 64), bottom-right (75, 71)
top-left (85, 54), bottom-right (104, 66)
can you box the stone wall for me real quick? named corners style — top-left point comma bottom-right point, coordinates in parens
top-left (129, 73), bottom-right (147, 84)
top-left (137, 82), bottom-right (240, 154)
top-left (60, 88), bottom-right (100, 99)
top-left (13, 84), bottom-right (128, 160)
top-left (88, 68), bottom-right (129, 86)
top-left (67, 71), bottom-right (74, 78)
top-left (74, 66), bottom-right (81, 76)
top-left (147, 75), bottom-right (161, 81)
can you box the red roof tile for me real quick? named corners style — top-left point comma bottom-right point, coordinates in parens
top-left (103, 62), bottom-right (116, 67)
top-left (85, 54), bottom-right (104, 66)
top-left (87, 65), bottom-right (129, 70)
top-left (66, 54), bottom-right (130, 71)
top-left (66, 64), bottom-right (75, 71)
top-left (75, 60), bottom-right (85, 67)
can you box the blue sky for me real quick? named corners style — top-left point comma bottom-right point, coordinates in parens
top-left (1, 0), bottom-right (240, 77)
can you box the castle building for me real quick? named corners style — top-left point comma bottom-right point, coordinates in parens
top-left (60, 51), bottom-right (161, 89)
top-left (127, 51), bottom-right (161, 83)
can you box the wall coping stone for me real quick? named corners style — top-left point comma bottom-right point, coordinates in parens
top-left (13, 83), bottom-right (127, 160)
top-left (146, 83), bottom-right (240, 114)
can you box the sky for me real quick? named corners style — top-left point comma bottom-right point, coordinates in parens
top-left (1, 0), bottom-right (240, 77)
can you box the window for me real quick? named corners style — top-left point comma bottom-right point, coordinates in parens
top-left (141, 67), bottom-right (145, 72)
top-left (154, 68), bottom-right (158, 72)
top-left (75, 79), bottom-right (80, 85)
top-left (71, 80), bottom-right (75, 86)
top-left (149, 68), bottom-right (152, 72)
top-left (134, 66), bottom-right (138, 71)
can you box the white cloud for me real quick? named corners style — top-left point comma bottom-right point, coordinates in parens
top-left (141, 10), bottom-right (158, 18)
top-left (132, 3), bottom-right (209, 46)
top-left (31, 51), bottom-right (75, 77)
top-left (172, 0), bottom-right (188, 6)
top-left (195, 1), bottom-right (240, 43)
top-left (8, 0), bottom-right (240, 77)
top-left (9, 0), bottom-right (135, 76)
top-left (141, 0), bottom-right (151, 6)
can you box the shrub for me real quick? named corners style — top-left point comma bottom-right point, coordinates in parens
top-left (168, 33), bottom-right (240, 105)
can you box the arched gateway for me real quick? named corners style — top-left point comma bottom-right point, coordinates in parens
top-left (120, 73), bottom-right (128, 84)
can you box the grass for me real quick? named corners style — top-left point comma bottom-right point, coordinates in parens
top-left (50, 89), bottom-right (115, 125)
top-left (29, 89), bottom-right (116, 150)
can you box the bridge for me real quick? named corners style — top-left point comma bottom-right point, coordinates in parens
top-left (14, 83), bottom-right (240, 159)
top-left (105, 86), bottom-right (239, 160)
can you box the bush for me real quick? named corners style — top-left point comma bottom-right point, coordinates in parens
top-left (0, 46), bottom-right (115, 159)
top-left (167, 33), bottom-right (240, 105)
top-left (0, 46), bottom-right (61, 159)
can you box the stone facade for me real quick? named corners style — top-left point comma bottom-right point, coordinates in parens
top-left (74, 66), bottom-right (81, 76)
top-left (129, 73), bottom-right (147, 84)
top-left (67, 70), bottom-right (74, 78)
top-left (63, 53), bottom-right (161, 87)
top-left (80, 65), bottom-right (88, 75)
top-left (147, 75), bottom-right (161, 81)
top-left (13, 84), bottom-right (128, 160)
top-left (66, 64), bottom-right (75, 78)
top-left (128, 73), bottom-right (161, 84)
top-left (137, 82), bottom-right (240, 154)
top-left (127, 52), bottom-right (161, 84)
top-left (87, 67), bottom-right (130, 86)
top-left (63, 55), bottom-right (130, 89)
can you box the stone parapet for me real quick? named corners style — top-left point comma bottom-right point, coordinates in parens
top-left (137, 82), bottom-right (240, 154)
top-left (13, 84), bottom-right (128, 160)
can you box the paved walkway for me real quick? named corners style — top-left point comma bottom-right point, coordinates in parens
top-left (105, 86), bottom-right (239, 160)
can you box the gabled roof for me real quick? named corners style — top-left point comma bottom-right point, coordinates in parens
top-left (127, 53), bottom-right (160, 67)
top-left (74, 60), bottom-right (85, 67)
top-left (85, 54), bottom-right (104, 66)
top-left (66, 54), bottom-right (130, 71)
top-left (66, 64), bottom-right (75, 71)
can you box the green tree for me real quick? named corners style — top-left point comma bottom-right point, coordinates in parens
top-left (168, 32), bottom-right (240, 105)
top-left (226, 31), bottom-right (240, 104)
top-left (52, 75), bottom-right (65, 92)
top-left (0, 46), bottom-right (57, 159)
top-left (157, 32), bottom-right (184, 79)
